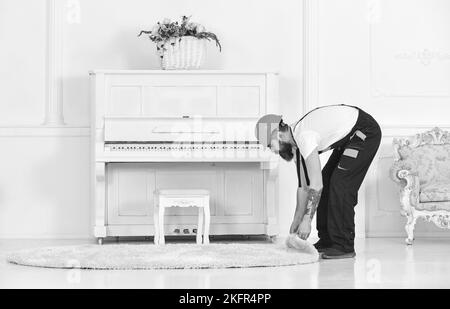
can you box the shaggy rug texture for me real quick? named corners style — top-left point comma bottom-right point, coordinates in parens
top-left (6, 238), bottom-right (318, 270)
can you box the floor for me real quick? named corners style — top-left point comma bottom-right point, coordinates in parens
top-left (0, 237), bottom-right (449, 289)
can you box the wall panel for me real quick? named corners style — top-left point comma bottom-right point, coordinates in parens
top-left (309, 0), bottom-right (450, 237)
top-left (0, 0), bottom-right (47, 126)
top-left (0, 136), bottom-right (90, 238)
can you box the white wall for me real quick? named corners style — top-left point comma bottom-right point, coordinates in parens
top-left (0, 0), bottom-right (303, 238)
top-left (1, 0), bottom-right (448, 239)
top-left (310, 0), bottom-right (450, 237)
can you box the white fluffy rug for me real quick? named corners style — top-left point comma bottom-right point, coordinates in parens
top-left (6, 239), bottom-right (318, 270)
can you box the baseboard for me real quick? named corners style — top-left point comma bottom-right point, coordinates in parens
top-left (0, 234), bottom-right (92, 240)
top-left (367, 232), bottom-right (450, 238)
top-left (0, 234), bottom-right (369, 240)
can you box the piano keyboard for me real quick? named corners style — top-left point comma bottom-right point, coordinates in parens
top-left (105, 142), bottom-right (264, 152)
top-left (101, 142), bottom-right (274, 162)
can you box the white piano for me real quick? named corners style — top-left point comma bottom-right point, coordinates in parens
top-left (90, 70), bottom-right (280, 244)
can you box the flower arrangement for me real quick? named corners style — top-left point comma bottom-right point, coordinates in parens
top-left (138, 15), bottom-right (222, 58)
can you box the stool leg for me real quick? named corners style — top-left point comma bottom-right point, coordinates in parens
top-left (159, 206), bottom-right (165, 245)
top-left (153, 202), bottom-right (159, 245)
top-left (203, 201), bottom-right (210, 245)
top-left (197, 207), bottom-right (204, 245)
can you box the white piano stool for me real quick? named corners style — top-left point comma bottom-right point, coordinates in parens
top-left (154, 190), bottom-right (210, 245)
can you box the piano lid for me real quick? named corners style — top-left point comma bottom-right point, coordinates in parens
top-left (104, 117), bottom-right (260, 143)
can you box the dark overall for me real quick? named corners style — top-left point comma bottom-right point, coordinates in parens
top-left (294, 105), bottom-right (382, 253)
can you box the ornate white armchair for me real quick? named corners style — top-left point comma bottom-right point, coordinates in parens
top-left (390, 127), bottom-right (450, 245)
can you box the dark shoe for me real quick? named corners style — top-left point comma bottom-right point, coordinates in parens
top-left (313, 240), bottom-right (332, 253)
top-left (322, 247), bottom-right (356, 259)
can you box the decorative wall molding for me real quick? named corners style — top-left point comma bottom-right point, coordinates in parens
top-left (394, 49), bottom-right (450, 67)
top-left (381, 125), bottom-right (450, 138)
top-left (0, 127), bottom-right (89, 137)
top-left (374, 154), bottom-right (400, 212)
top-left (1, 124), bottom-right (443, 139)
top-left (368, 3), bottom-right (450, 99)
top-left (302, 0), bottom-right (320, 112)
top-left (44, 0), bottom-right (66, 126)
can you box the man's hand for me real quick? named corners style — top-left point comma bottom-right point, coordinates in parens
top-left (298, 217), bottom-right (312, 240)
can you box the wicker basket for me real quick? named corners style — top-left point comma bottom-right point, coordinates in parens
top-left (159, 36), bottom-right (207, 70)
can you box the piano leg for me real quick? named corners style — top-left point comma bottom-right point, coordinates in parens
top-left (158, 206), bottom-right (165, 245)
top-left (261, 161), bottom-right (280, 238)
top-left (153, 199), bottom-right (160, 245)
top-left (203, 201), bottom-right (210, 245)
top-left (98, 238), bottom-right (104, 246)
top-left (94, 163), bottom-right (107, 243)
top-left (196, 207), bottom-right (204, 245)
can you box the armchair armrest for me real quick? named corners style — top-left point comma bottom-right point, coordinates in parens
top-left (395, 169), bottom-right (420, 216)
top-left (390, 148), bottom-right (420, 215)
top-left (389, 159), bottom-right (417, 184)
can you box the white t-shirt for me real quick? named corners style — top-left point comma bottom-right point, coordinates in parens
top-left (292, 105), bottom-right (359, 159)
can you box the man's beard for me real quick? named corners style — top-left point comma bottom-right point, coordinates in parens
top-left (279, 142), bottom-right (294, 161)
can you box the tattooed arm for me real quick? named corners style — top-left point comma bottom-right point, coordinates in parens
top-left (303, 187), bottom-right (323, 220)
top-left (296, 187), bottom-right (322, 239)
top-left (291, 148), bottom-right (323, 239)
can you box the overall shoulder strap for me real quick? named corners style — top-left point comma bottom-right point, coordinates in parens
top-left (292, 107), bottom-right (318, 132)
top-left (294, 104), bottom-right (355, 130)
top-left (295, 149), bottom-right (302, 187)
top-left (295, 148), bottom-right (310, 187)
top-left (301, 155), bottom-right (310, 187)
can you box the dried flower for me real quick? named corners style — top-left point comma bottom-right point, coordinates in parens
top-left (139, 15), bottom-right (221, 52)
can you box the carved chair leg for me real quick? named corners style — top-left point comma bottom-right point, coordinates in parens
top-left (405, 214), bottom-right (417, 245)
